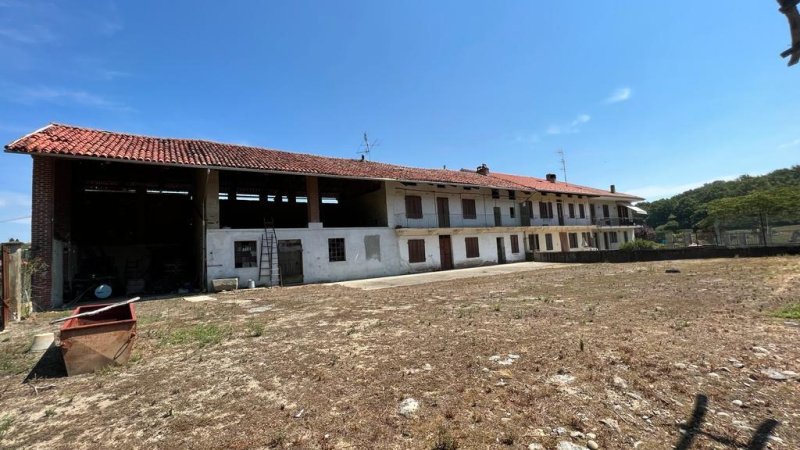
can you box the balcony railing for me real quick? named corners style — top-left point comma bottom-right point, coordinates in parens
top-left (594, 217), bottom-right (644, 227)
top-left (393, 213), bottom-right (595, 229)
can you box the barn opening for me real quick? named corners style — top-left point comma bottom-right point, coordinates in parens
top-left (56, 160), bottom-right (202, 302)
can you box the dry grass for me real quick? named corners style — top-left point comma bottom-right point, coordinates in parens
top-left (1, 256), bottom-right (799, 449)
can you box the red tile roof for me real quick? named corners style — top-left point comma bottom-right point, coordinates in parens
top-left (5, 123), bottom-right (642, 201)
top-left (490, 172), bottom-right (643, 201)
top-left (5, 123), bottom-right (525, 190)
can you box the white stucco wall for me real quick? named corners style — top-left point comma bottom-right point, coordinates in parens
top-left (397, 231), bottom-right (527, 271)
top-left (207, 227), bottom-right (403, 287)
top-left (386, 181), bottom-right (522, 228)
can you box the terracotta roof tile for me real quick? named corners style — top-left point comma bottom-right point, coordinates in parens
top-left (5, 124), bottom-right (642, 201)
top-left (489, 172), bottom-right (643, 201)
top-left (5, 123), bottom-right (526, 190)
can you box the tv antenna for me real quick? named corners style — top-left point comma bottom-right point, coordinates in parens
top-left (357, 132), bottom-right (380, 160)
top-left (557, 148), bottom-right (568, 183)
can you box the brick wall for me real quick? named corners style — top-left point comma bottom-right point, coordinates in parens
top-left (30, 156), bottom-right (55, 311)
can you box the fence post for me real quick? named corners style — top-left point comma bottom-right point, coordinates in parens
top-left (1, 242), bottom-right (25, 324)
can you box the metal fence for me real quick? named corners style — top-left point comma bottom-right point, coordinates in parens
top-left (654, 215), bottom-right (800, 248)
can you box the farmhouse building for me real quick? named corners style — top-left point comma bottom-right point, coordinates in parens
top-left (6, 124), bottom-right (644, 310)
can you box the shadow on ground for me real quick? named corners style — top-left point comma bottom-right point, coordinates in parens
top-left (676, 394), bottom-right (779, 450)
top-left (24, 344), bottom-right (67, 381)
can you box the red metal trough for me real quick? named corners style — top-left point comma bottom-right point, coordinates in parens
top-left (58, 303), bottom-right (137, 376)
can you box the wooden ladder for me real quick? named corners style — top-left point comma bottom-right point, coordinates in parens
top-left (259, 220), bottom-right (281, 286)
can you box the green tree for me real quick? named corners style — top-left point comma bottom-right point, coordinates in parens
top-left (704, 187), bottom-right (800, 245)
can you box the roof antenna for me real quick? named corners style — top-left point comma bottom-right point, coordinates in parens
top-left (357, 132), bottom-right (380, 161)
top-left (557, 148), bottom-right (568, 184)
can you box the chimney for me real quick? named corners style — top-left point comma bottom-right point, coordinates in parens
top-left (545, 173), bottom-right (557, 183)
top-left (610, 184), bottom-right (616, 193)
top-left (476, 163), bottom-right (490, 176)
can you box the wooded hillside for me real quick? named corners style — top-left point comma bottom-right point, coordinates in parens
top-left (638, 165), bottom-right (800, 229)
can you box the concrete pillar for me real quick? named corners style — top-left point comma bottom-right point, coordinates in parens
top-left (306, 176), bottom-right (320, 226)
top-left (1, 243), bottom-right (24, 324)
top-left (205, 170), bottom-right (220, 229)
top-left (30, 156), bottom-right (55, 311)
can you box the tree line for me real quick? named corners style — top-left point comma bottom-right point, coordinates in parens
top-left (638, 166), bottom-right (800, 230)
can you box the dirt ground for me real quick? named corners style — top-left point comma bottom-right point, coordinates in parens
top-left (1, 257), bottom-right (799, 450)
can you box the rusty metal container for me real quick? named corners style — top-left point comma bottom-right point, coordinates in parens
top-left (58, 303), bottom-right (137, 376)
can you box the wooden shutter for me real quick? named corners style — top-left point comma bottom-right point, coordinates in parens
top-left (510, 235), bottom-right (520, 254)
top-left (408, 239), bottom-right (426, 263)
top-left (405, 195), bottom-right (423, 219)
top-left (462, 198), bottom-right (477, 219)
top-left (465, 237), bottom-right (480, 258)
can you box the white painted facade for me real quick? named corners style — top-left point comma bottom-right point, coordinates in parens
top-left (207, 226), bottom-right (402, 288)
top-left (204, 174), bottom-right (642, 288)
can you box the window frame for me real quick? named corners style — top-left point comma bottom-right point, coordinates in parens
top-left (234, 241), bottom-right (258, 268)
top-left (465, 237), bottom-right (480, 258)
top-left (405, 195), bottom-right (423, 219)
top-left (529, 234), bottom-right (540, 251)
top-left (510, 235), bottom-right (520, 254)
top-left (568, 233), bottom-right (579, 249)
top-left (609, 232), bottom-right (619, 244)
top-left (407, 239), bottom-right (426, 263)
top-left (328, 237), bottom-right (346, 262)
top-left (461, 198), bottom-right (477, 220)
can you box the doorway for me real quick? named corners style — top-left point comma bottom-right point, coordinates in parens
top-left (439, 235), bottom-right (454, 270)
top-left (496, 237), bottom-right (507, 263)
top-left (603, 232), bottom-right (610, 250)
top-left (556, 202), bottom-right (565, 225)
top-left (278, 240), bottom-right (303, 285)
top-left (436, 197), bottom-right (450, 228)
top-left (493, 207), bottom-right (502, 226)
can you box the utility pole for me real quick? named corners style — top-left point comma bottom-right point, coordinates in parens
top-left (557, 148), bottom-right (568, 183)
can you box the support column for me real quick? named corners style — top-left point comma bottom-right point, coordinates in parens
top-left (205, 170), bottom-right (220, 229)
top-left (30, 156), bottom-right (55, 311)
top-left (306, 176), bottom-right (321, 227)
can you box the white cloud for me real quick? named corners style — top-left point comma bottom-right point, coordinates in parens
top-left (778, 138), bottom-right (800, 149)
top-left (546, 114), bottom-right (591, 135)
top-left (5, 85), bottom-right (132, 112)
top-left (0, 24), bottom-right (57, 44)
top-left (0, 191), bottom-right (31, 209)
top-left (514, 133), bottom-right (540, 144)
top-left (606, 87), bottom-right (632, 103)
top-left (630, 175), bottom-right (737, 201)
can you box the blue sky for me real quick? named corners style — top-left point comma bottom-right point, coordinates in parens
top-left (1, 1), bottom-right (798, 241)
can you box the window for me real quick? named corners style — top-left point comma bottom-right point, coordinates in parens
top-left (539, 202), bottom-right (554, 219)
top-left (328, 238), bottom-right (346, 262)
top-left (491, 189), bottom-right (500, 199)
top-left (568, 203), bottom-right (575, 218)
top-left (510, 235), bottom-right (520, 254)
top-left (568, 233), bottom-right (579, 249)
top-left (462, 198), bottom-right (477, 219)
top-left (545, 234), bottom-right (554, 251)
top-left (623, 231), bottom-right (629, 243)
top-left (529, 234), bottom-right (540, 251)
top-left (579, 204), bottom-right (585, 219)
top-left (508, 190), bottom-right (516, 200)
top-left (234, 241), bottom-right (258, 268)
top-left (408, 239), bottom-right (426, 263)
top-left (581, 232), bottom-right (592, 247)
top-left (602, 204), bottom-right (610, 218)
top-left (609, 232), bottom-right (618, 244)
top-left (509, 207), bottom-right (515, 218)
top-left (465, 237), bottom-right (480, 258)
top-left (405, 195), bottom-right (423, 219)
